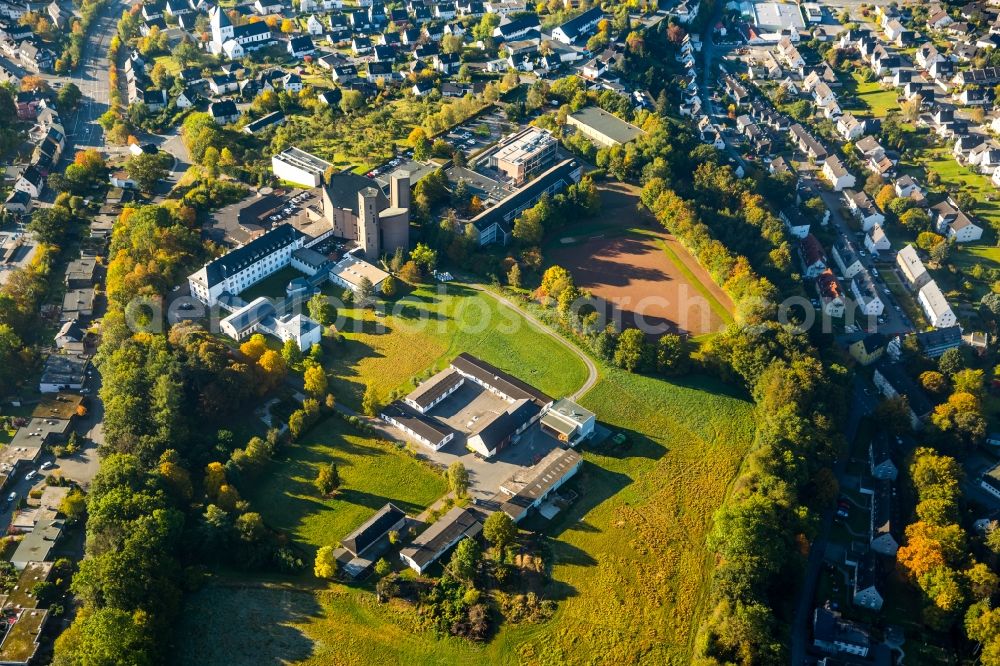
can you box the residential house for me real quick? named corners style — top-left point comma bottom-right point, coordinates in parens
top-left (855, 135), bottom-right (886, 161)
top-left (845, 189), bottom-right (885, 230)
top-left (779, 208), bottom-right (810, 239)
top-left (869, 432), bottom-right (898, 480)
top-left (109, 170), bottom-right (138, 189)
top-left (832, 239), bottom-right (865, 279)
top-left (896, 244), bottom-right (931, 290)
top-left (14, 165), bottom-right (43, 199)
top-left (287, 35), bottom-right (315, 58)
top-left (864, 223), bottom-right (891, 254)
top-left (822, 155), bottom-right (855, 191)
top-left (850, 332), bottom-right (886, 367)
top-left (551, 6), bottom-right (602, 44)
top-left (853, 554), bottom-right (884, 611)
top-left (816, 270), bottom-right (846, 317)
top-left (918, 280), bottom-right (958, 328)
top-left (813, 606), bottom-right (871, 657)
top-left (927, 10), bottom-right (954, 31)
top-left (208, 100), bottom-right (240, 124)
top-left (915, 326), bottom-right (963, 358)
top-left (209, 73), bottom-right (239, 95)
top-left (837, 112), bottom-right (865, 141)
top-left (869, 479), bottom-right (899, 556)
top-left (851, 271), bottom-right (885, 316)
top-left (797, 234), bottom-right (827, 278)
top-left (931, 198), bottom-right (983, 242)
top-left (306, 14), bottom-right (324, 35)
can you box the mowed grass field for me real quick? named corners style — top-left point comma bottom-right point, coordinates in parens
top-left (842, 72), bottom-right (900, 118)
top-left (249, 417), bottom-right (447, 557)
top-left (326, 283), bottom-right (589, 410)
top-left (177, 370), bottom-right (756, 666)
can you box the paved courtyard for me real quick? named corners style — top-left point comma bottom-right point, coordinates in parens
top-left (416, 421), bottom-right (563, 501)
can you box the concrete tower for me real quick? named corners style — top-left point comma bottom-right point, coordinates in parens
top-left (358, 187), bottom-right (381, 260)
top-left (390, 170), bottom-right (410, 210)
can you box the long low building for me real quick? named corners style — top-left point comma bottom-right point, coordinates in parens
top-left (500, 447), bottom-right (583, 522)
top-left (399, 506), bottom-right (482, 574)
top-left (566, 106), bottom-right (644, 147)
top-left (380, 401), bottom-right (455, 450)
top-left (451, 353), bottom-right (554, 457)
top-left (404, 368), bottom-right (464, 414)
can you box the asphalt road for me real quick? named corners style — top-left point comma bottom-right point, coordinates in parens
top-left (56, 8), bottom-right (117, 157)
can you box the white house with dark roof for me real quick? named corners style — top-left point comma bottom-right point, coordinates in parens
top-left (851, 272), bottom-right (885, 316)
top-left (188, 223), bottom-right (307, 306)
top-left (822, 155), bottom-right (855, 191)
top-left (845, 189), bottom-right (884, 230)
top-left (864, 223), bottom-right (891, 254)
top-left (931, 198), bottom-right (983, 242)
top-left (552, 7), bottom-right (602, 44)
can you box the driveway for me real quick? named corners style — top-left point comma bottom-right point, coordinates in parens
top-left (468, 284), bottom-right (598, 401)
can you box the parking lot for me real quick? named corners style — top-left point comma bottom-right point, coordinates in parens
top-left (433, 383), bottom-right (512, 437)
top-left (417, 421), bottom-right (564, 501)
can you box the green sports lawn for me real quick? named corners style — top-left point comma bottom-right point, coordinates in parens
top-left (249, 417), bottom-right (447, 557)
top-left (326, 283), bottom-right (590, 410)
top-left (178, 370), bottom-right (756, 665)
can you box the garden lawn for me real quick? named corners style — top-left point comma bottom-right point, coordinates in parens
top-left (239, 266), bottom-right (302, 303)
top-left (249, 417), bottom-right (447, 556)
top-left (179, 370), bottom-right (756, 665)
top-left (842, 72), bottom-right (900, 118)
top-left (326, 283), bottom-right (589, 411)
top-left (902, 145), bottom-right (1000, 242)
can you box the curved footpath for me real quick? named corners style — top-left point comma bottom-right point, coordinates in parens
top-left (467, 283), bottom-right (599, 401)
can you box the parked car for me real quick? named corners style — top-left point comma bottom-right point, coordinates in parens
top-left (40, 462), bottom-right (54, 471)
top-left (24, 470), bottom-right (36, 482)
top-left (7, 492), bottom-right (16, 504)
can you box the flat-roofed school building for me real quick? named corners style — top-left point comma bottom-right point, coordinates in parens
top-left (272, 146), bottom-right (334, 188)
top-left (566, 106), bottom-right (645, 148)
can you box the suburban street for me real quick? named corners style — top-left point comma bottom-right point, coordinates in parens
top-left (0, 10), bottom-right (120, 530)
top-left (789, 377), bottom-right (879, 664)
top-left (54, 7), bottom-right (118, 158)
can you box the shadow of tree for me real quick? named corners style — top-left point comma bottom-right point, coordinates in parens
top-left (174, 584), bottom-right (321, 665)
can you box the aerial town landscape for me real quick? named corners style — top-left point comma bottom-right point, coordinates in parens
top-left (8, 0), bottom-right (1000, 662)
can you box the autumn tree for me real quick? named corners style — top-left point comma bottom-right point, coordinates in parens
top-left (361, 382), bottom-right (381, 416)
top-left (314, 546), bottom-right (337, 578)
top-left (314, 462), bottom-right (340, 496)
top-left (447, 461), bottom-right (469, 497)
top-left (303, 364), bottom-right (328, 397)
top-left (483, 511), bottom-right (516, 552)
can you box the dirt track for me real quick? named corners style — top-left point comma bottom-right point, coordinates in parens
top-left (549, 183), bottom-right (734, 337)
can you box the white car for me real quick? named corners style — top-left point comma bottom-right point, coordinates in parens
top-left (40, 462), bottom-right (54, 471)
top-left (24, 470), bottom-right (36, 481)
